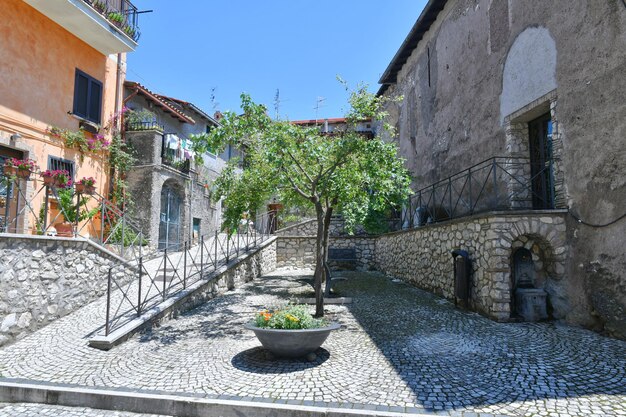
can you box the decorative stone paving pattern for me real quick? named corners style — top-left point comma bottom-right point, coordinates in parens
top-left (0, 270), bottom-right (625, 417)
top-left (0, 403), bottom-right (166, 417)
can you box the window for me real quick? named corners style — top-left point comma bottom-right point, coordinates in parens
top-left (73, 69), bottom-right (103, 124)
top-left (48, 156), bottom-right (75, 179)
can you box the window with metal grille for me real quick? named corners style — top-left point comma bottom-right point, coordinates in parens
top-left (48, 156), bottom-right (75, 179)
top-left (73, 69), bottom-right (102, 124)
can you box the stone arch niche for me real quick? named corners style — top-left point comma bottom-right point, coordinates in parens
top-left (488, 216), bottom-right (568, 321)
top-left (509, 234), bottom-right (553, 321)
top-left (500, 27), bottom-right (557, 124)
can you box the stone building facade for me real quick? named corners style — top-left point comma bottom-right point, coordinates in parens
top-left (376, 0), bottom-right (626, 338)
top-left (124, 82), bottom-right (240, 249)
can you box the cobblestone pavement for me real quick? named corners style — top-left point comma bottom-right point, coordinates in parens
top-left (0, 403), bottom-right (166, 417)
top-left (0, 270), bottom-right (625, 417)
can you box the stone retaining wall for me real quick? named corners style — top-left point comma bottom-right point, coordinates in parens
top-left (0, 234), bottom-right (136, 346)
top-left (375, 212), bottom-right (568, 320)
top-left (276, 236), bottom-right (376, 271)
top-left (274, 211), bottom-right (570, 324)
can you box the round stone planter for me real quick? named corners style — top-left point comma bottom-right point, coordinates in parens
top-left (244, 322), bottom-right (340, 359)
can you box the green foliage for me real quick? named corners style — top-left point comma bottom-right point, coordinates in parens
top-left (107, 222), bottom-right (148, 246)
top-left (191, 80), bottom-right (411, 314)
top-left (254, 304), bottom-right (327, 330)
top-left (125, 109), bottom-right (158, 130)
top-left (56, 189), bottom-right (99, 223)
top-left (109, 132), bottom-right (135, 210)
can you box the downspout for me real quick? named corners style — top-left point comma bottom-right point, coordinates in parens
top-left (108, 52), bottom-right (124, 200)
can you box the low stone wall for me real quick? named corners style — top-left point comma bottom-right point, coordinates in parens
top-left (276, 236), bottom-right (376, 271)
top-left (275, 211), bottom-right (570, 324)
top-left (375, 211), bottom-right (568, 321)
top-left (0, 234), bottom-right (135, 346)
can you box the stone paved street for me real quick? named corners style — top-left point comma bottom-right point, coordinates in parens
top-left (0, 403), bottom-right (167, 417)
top-left (0, 269), bottom-right (625, 417)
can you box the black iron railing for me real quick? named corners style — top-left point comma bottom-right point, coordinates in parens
top-left (162, 155), bottom-right (191, 173)
top-left (1, 175), bottom-right (149, 261)
top-left (102, 211), bottom-right (277, 336)
top-left (126, 121), bottom-right (163, 132)
top-left (392, 156), bottom-right (556, 231)
top-left (84, 0), bottom-right (141, 41)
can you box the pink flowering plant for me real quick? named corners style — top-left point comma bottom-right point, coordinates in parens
top-left (45, 170), bottom-right (73, 189)
top-left (86, 134), bottom-right (111, 152)
top-left (5, 158), bottom-right (38, 172)
top-left (47, 126), bottom-right (111, 154)
top-left (78, 177), bottom-right (96, 187)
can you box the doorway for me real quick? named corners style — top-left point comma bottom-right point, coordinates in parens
top-left (528, 113), bottom-right (555, 209)
top-left (158, 183), bottom-right (182, 250)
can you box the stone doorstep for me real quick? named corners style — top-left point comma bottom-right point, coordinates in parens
top-left (0, 379), bottom-right (431, 417)
top-left (89, 237), bottom-right (277, 351)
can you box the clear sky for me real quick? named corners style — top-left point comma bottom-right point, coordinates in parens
top-left (128, 1), bottom-right (427, 121)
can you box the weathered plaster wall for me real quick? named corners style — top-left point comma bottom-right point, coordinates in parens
top-left (381, 0), bottom-right (626, 337)
top-left (0, 0), bottom-right (122, 196)
top-left (0, 234), bottom-right (135, 346)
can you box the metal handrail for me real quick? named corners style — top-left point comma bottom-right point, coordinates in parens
top-left (1, 176), bottom-right (150, 262)
top-left (393, 156), bottom-right (557, 231)
top-left (102, 211), bottom-right (277, 336)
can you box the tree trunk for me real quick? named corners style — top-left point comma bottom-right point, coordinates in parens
top-left (322, 206), bottom-right (333, 297)
top-left (313, 202), bottom-right (326, 317)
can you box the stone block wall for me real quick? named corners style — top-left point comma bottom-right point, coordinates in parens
top-left (375, 211), bottom-right (567, 321)
top-left (276, 236), bottom-right (376, 271)
top-left (0, 234), bottom-right (135, 346)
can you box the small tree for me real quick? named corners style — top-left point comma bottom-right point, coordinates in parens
top-left (191, 83), bottom-right (410, 316)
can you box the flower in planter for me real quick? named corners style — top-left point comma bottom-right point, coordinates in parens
top-left (5, 158), bottom-right (38, 171)
top-left (49, 170), bottom-right (73, 189)
top-left (78, 177), bottom-right (96, 187)
top-left (254, 304), bottom-right (327, 330)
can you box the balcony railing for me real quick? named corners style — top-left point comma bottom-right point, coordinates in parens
top-left (84, 0), bottom-right (141, 41)
top-left (126, 121), bottom-right (164, 132)
top-left (390, 156), bottom-right (557, 231)
top-left (1, 175), bottom-right (149, 262)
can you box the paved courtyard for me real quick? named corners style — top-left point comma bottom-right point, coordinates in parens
top-left (0, 269), bottom-right (625, 417)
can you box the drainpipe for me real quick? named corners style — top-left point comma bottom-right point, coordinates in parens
top-left (108, 53), bottom-right (124, 200)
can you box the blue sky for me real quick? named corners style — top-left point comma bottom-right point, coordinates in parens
top-left (128, 1), bottom-right (427, 121)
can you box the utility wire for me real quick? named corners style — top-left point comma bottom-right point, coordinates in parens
top-left (569, 210), bottom-right (626, 228)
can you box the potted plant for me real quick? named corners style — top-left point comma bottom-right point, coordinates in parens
top-left (40, 170), bottom-right (55, 186)
top-left (51, 170), bottom-right (72, 189)
top-left (3, 158), bottom-right (38, 180)
top-left (107, 11), bottom-right (124, 27)
top-left (54, 188), bottom-right (98, 237)
top-left (75, 177), bottom-right (96, 195)
top-left (244, 304), bottom-right (340, 360)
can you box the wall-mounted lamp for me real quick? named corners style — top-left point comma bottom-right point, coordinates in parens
top-left (10, 133), bottom-right (21, 145)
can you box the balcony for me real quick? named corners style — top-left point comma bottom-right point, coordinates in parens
top-left (23, 0), bottom-right (140, 54)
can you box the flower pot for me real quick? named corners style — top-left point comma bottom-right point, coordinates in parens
top-left (244, 322), bottom-right (340, 358)
top-left (75, 183), bottom-right (96, 195)
top-left (16, 169), bottom-right (31, 180)
top-left (3, 166), bottom-right (17, 177)
top-left (54, 222), bottom-right (74, 238)
top-left (42, 176), bottom-right (54, 186)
